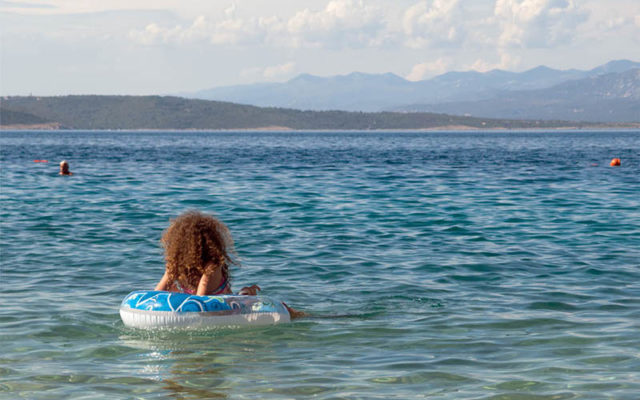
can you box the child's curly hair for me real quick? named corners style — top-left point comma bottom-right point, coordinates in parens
top-left (161, 210), bottom-right (237, 289)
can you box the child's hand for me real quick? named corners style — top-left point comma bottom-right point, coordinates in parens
top-left (283, 302), bottom-right (307, 319)
top-left (238, 285), bottom-right (261, 296)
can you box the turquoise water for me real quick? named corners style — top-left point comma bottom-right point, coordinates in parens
top-left (1, 130), bottom-right (639, 399)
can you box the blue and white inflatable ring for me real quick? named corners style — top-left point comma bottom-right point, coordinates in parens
top-left (120, 291), bottom-right (291, 329)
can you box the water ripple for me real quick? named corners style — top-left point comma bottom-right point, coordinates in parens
top-left (1, 130), bottom-right (639, 399)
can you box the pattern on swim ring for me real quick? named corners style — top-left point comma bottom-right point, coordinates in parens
top-left (120, 291), bottom-right (286, 314)
top-left (121, 291), bottom-right (232, 313)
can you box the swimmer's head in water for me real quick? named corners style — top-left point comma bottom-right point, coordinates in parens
top-left (161, 210), bottom-right (238, 289)
top-left (59, 160), bottom-right (71, 175)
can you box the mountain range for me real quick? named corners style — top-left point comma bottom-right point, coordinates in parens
top-left (401, 69), bottom-right (640, 122)
top-left (187, 60), bottom-right (640, 122)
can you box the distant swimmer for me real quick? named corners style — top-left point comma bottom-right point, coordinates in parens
top-left (59, 160), bottom-right (73, 175)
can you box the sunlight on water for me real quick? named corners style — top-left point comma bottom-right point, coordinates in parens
top-left (1, 130), bottom-right (639, 399)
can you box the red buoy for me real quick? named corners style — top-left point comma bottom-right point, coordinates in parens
top-left (610, 158), bottom-right (621, 167)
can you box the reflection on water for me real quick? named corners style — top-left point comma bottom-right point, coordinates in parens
top-left (119, 326), bottom-right (298, 399)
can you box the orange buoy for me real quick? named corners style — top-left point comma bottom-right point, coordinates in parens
top-left (610, 158), bottom-right (621, 167)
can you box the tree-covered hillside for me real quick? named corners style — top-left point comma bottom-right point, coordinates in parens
top-left (0, 95), bottom-right (606, 130)
top-left (0, 108), bottom-right (51, 125)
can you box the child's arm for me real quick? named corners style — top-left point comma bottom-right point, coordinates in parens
top-left (196, 273), bottom-right (212, 296)
top-left (283, 302), bottom-right (307, 319)
top-left (238, 284), bottom-right (261, 295)
top-left (154, 271), bottom-right (170, 291)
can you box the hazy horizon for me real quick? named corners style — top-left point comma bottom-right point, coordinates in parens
top-left (1, 0), bottom-right (639, 96)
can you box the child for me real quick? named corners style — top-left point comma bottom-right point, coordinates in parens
top-left (154, 210), bottom-right (305, 318)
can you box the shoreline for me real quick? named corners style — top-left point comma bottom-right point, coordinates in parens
top-left (2, 124), bottom-right (639, 132)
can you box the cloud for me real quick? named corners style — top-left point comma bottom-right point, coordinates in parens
top-left (128, 23), bottom-right (166, 45)
top-left (601, 16), bottom-right (627, 31)
top-left (128, 13), bottom-right (284, 46)
top-left (286, 0), bottom-right (388, 48)
top-left (468, 52), bottom-right (521, 72)
top-left (127, 0), bottom-right (593, 52)
top-left (595, 11), bottom-right (640, 32)
top-left (263, 62), bottom-right (296, 79)
top-left (494, 0), bottom-right (589, 48)
top-left (0, 0), bottom-right (177, 15)
top-left (575, 1), bottom-right (640, 45)
top-left (406, 57), bottom-right (452, 81)
top-left (129, 0), bottom-right (388, 49)
top-left (208, 7), bottom-right (285, 46)
top-left (240, 62), bottom-right (296, 81)
top-left (402, 0), bottom-right (462, 48)
top-left (0, 1), bottom-right (55, 9)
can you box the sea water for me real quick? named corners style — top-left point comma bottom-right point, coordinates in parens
top-left (1, 130), bottom-right (639, 399)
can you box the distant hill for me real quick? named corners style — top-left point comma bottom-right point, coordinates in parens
top-left (400, 69), bottom-right (640, 123)
top-left (0, 108), bottom-right (51, 125)
top-left (0, 95), bottom-right (609, 130)
top-left (185, 60), bottom-right (640, 121)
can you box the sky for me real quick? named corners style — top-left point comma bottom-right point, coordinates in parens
top-left (1, 0), bottom-right (639, 95)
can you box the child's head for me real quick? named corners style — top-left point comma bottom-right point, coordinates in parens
top-left (161, 210), bottom-right (236, 286)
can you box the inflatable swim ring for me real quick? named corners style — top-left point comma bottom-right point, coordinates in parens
top-left (120, 290), bottom-right (291, 329)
